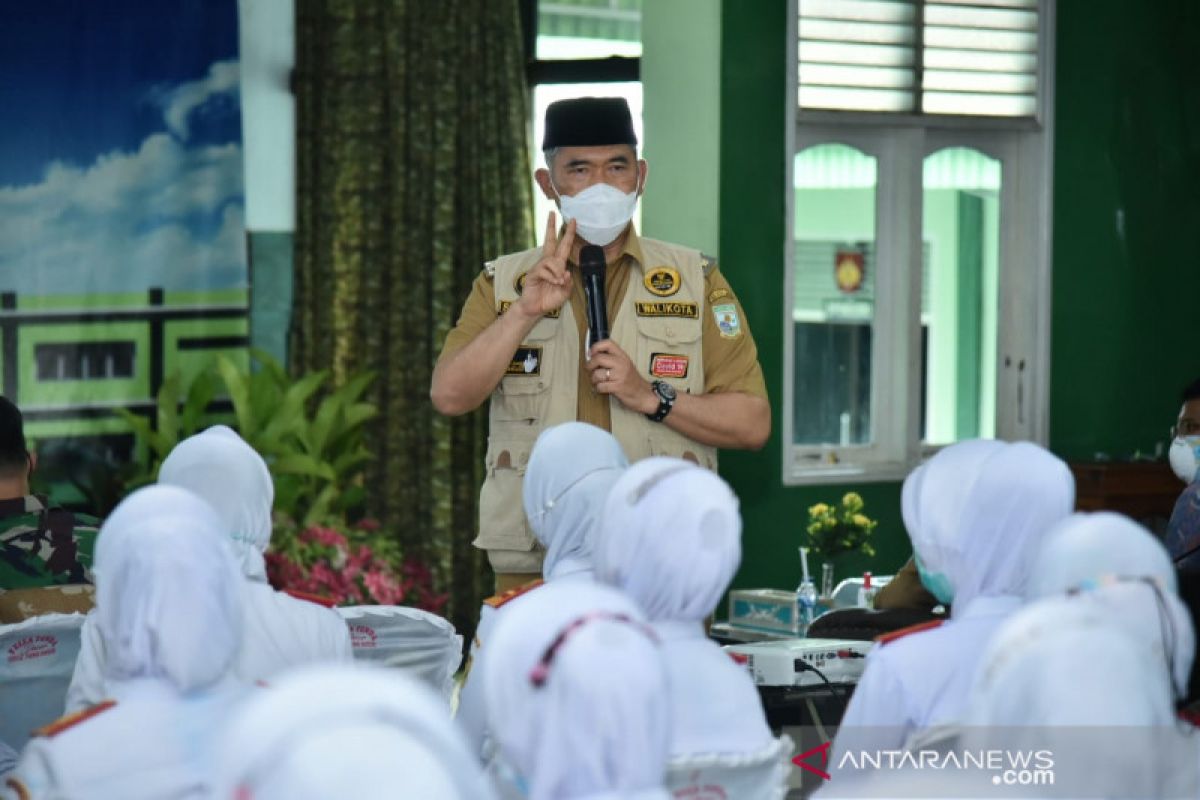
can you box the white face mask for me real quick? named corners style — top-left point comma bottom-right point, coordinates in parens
top-left (1169, 435), bottom-right (1200, 484)
top-left (553, 178), bottom-right (639, 247)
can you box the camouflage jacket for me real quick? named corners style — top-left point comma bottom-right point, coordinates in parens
top-left (0, 496), bottom-right (99, 590)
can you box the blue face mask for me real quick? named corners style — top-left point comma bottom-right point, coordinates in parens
top-left (915, 555), bottom-right (955, 605)
top-left (495, 758), bottom-right (529, 798)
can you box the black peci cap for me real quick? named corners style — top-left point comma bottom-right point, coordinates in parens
top-left (542, 97), bottom-right (637, 150)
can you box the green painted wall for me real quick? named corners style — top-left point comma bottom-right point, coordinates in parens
top-left (718, 0), bottom-right (910, 594)
top-left (1049, 0), bottom-right (1200, 460)
top-left (641, 0), bottom-right (721, 255)
top-left (718, 0), bottom-right (1200, 595)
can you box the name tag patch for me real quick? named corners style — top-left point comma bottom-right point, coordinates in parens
top-left (506, 347), bottom-right (542, 376)
top-left (650, 353), bottom-right (689, 379)
top-left (499, 301), bottom-right (559, 319)
top-left (713, 303), bottom-right (742, 338)
top-left (635, 301), bottom-right (699, 319)
top-left (644, 266), bottom-right (680, 297)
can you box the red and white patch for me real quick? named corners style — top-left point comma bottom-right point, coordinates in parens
top-left (7, 635), bottom-right (58, 664)
top-left (673, 773), bottom-right (729, 799)
top-left (649, 353), bottom-right (688, 379)
top-left (350, 624), bottom-right (378, 649)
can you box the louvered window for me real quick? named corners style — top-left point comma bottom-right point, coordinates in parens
top-left (797, 0), bottom-right (1040, 118)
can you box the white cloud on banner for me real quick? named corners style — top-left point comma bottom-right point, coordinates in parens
top-left (0, 62), bottom-right (246, 296)
top-left (158, 59), bottom-right (241, 141)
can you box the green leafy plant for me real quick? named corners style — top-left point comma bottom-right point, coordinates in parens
top-left (213, 351), bottom-right (378, 524)
top-left (113, 368), bottom-right (219, 493)
top-left (113, 349), bottom-right (378, 525)
top-left (806, 491), bottom-right (878, 559)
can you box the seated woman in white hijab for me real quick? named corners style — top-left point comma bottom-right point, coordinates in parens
top-left (824, 603), bottom-right (1193, 798)
top-left (457, 422), bottom-right (627, 756)
top-left (5, 485), bottom-right (248, 800)
top-left (213, 663), bottom-right (496, 800)
top-left (483, 580), bottom-right (670, 800)
top-left (831, 440), bottom-right (1074, 757)
top-left (65, 425), bottom-right (351, 712)
top-left (963, 600), bottom-right (1199, 799)
top-left (593, 456), bottom-right (775, 760)
top-left (1026, 511), bottom-right (1196, 701)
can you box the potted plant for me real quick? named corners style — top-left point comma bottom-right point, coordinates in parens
top-left (806, 492), bottom-right (878, 598)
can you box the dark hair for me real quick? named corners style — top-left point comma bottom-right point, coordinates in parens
top-left (1183, 378), bottom-right (1200, 404)
top-left (0, 396), bottom-right (29, 477)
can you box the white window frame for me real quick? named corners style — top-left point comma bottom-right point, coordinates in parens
top-left (782, 0), bottom-right (1056, 486)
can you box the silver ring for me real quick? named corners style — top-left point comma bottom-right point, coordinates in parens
top-left (606, 369), bottom-right (612, 381)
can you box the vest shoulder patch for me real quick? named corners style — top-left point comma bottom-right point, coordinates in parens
top-left (484, 260), bottom-right (497, 279)
top-left (701, 253), bottom-right (718, 276)
top-left (483, 578), bottom-right (544, 609)
top-left (874, 619), bottom-right (944, 646)
top-left (34, 699), bottom-right (116, 738)
top-left (283, 588), bottom-right (339, 608)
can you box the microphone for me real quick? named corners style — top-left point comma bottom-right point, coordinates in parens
top-left (579, 245), bottom-right (609, 344)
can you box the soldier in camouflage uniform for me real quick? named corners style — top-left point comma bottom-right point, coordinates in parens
top-left (0, 397), bottom-right (99, 590)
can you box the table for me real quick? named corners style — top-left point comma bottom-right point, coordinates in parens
top-left (709, 621), bottom-right (797, 645)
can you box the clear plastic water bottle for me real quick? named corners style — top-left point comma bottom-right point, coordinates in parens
top-left (796, 578), bottom-right (818, 635)
top-left (796, 546), bottom-right (818, 635)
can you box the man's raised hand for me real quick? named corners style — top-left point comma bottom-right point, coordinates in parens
top-left (515, 213), bottom-right (575, 320)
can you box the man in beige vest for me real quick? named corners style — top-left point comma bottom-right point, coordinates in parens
top-left (431, 97), bottom-right (769, 592)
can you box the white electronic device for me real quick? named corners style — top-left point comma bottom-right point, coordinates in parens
top-left (724, 637), bottom-right (872, 688)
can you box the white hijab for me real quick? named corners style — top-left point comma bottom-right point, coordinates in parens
top-left (158, 425), bottom-right (274, 580)
top-left (1027, 511), bottom-right (1196, 698)
top-left (95, 485), bottom-right (243, 692)
top-left (595, 456), bottom-right (740, 622)
top-left (523, 422), bottom-right (628, 581)
top-left (214, 664), bottom-right (494, 800)
top-left (483, 581), bottom-right (670, 800)
top-left (971, 599), bottom-right (1175, 726)
top-left (901, 439), bottom-right (1075, 613)
top-left (965, 600), bottom-right (1191, 799)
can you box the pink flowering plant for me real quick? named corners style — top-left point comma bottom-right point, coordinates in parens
top-left (266, 516), bottom-right (447, 612)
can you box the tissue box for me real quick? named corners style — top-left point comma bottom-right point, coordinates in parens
top-left (727, 589), bottom-right (798, 634)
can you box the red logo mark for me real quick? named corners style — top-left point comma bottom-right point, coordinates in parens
top-left (349, 624), bottom-right (377, 649)
top-left (792, 741), bottom-right (832, 781)
top-left (672, 771), bottom-right (728, 799)
top-left (6, 635), bottom-right (58, 664)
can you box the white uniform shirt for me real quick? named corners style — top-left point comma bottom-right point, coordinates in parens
top-left (235, 580), bottom-right (352, 681)
top-left (64, 581), bottom-right (351, 713)
top-left (8, 677), bottom-right (248, 800)
top-left (653, 621), bottom-right (773, 758)
top-left (833, 595), bottom-right (1020, 755)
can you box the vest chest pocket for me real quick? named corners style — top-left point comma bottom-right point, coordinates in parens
top-left (634, 314), bottom-right (703, 395)
top-left (495, 315), bottom-right (558, 402)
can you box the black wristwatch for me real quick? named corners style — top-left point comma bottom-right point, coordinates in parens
top-left (646, 380), bottom-right (677, 422)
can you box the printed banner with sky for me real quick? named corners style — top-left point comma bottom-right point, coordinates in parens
top-left (0, 0), bottom-right (245, 296)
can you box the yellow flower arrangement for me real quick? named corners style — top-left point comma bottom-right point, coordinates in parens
top-left (806, 491), bottom-right (878, 559)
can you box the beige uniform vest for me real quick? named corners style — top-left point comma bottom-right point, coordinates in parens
top-left (474, 237), bottom-right (718, 554)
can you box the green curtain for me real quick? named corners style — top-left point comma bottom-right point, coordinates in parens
top-left (292, 0), bottom-right (534, 636)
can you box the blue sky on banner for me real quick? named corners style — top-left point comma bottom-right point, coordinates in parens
top-left (0, 0), bottom-right (245, 295)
